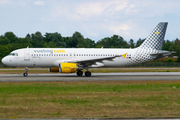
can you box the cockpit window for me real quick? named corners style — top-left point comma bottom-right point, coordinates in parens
top-left (9, 53), bottom-right (18, 56)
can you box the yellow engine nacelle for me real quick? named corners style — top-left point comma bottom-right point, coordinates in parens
top-left (49, 63), bottom-right (78, 73)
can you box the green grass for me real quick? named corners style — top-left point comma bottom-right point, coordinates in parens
top-left (0, 81), bottom-right (180, 118)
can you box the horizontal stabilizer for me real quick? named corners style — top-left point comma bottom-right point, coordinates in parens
top-left (150, 51), bottom-right (176, 56)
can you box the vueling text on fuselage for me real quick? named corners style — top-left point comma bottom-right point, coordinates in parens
top-left (33, 49), bottom-right (65, 54)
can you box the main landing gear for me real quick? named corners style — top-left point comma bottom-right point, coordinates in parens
top-left (23, 67), bottom-right (28, 77)
top-left (77, 70), bottom-right (83, 76)
top-left (76, 70), bottom-right (91, 77)
top-left (85, 71), bottom-right (91, 77)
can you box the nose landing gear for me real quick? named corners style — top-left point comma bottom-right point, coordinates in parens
top-left (23, 67), bottom-right (28, 77)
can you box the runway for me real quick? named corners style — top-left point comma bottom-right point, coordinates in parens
top-left (0, 72), bottom-right (180, 82)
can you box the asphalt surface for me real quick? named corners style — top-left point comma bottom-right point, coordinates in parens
top-left (1, 118), bottom-right (180, 120)
top-left (0, 72), bottom-right (180, 82)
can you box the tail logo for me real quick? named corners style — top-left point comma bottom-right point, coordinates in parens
top-left (156, 31), bottom-right (159, 34)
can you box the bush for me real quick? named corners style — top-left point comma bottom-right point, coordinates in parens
top-left (165, 58), bottom-right (174, 62)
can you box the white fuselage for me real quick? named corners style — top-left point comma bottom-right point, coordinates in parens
top-left (2, 48), bottom-right (143, 67)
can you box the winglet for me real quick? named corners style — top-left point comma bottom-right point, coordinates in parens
top-left (122, 53), bottom-right (127, 58)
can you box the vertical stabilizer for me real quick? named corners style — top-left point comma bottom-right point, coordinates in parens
top-left (126, 22), bottom-right (168, 66)
top-left (139, 22), bottom-right (168, 50)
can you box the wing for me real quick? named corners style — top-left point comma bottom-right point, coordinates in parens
top-left (53, 53), bottom-right (127, 67)
top-left (67, 55), bottom-right (120, 63)
top-left (66, 55), bottom-right (122, 67)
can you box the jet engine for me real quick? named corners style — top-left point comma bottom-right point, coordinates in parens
top-left (49, 63), bottom-right (78, 73)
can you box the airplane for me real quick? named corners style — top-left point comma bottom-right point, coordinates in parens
top-left (1, 22), bottom-right (174, 77)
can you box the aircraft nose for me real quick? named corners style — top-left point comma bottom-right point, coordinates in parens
top-left (1, 57), bottom-right (8, 65)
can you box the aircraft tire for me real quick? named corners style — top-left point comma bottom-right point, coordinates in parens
top-left (77, 70), bottom-right (83, 76)
top-left (85, 71), bottom-right (91, 77)
top-left (23, 73), bottom-right (28, 77)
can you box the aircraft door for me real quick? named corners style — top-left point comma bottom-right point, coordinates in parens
top-left (24, 50), bottom-right (30, 61)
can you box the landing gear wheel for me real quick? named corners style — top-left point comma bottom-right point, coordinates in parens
top-left (23, 73), bottom-right (28, 77)
top-left (85, 71), bottom-right (91, 77)
top-left (23, 67), bottom-right (28, 77)
top-left (77, 70), bottom-right (83, 76)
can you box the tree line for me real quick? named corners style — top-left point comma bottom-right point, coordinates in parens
top-left (0, 31), bottom-right (180, 62)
